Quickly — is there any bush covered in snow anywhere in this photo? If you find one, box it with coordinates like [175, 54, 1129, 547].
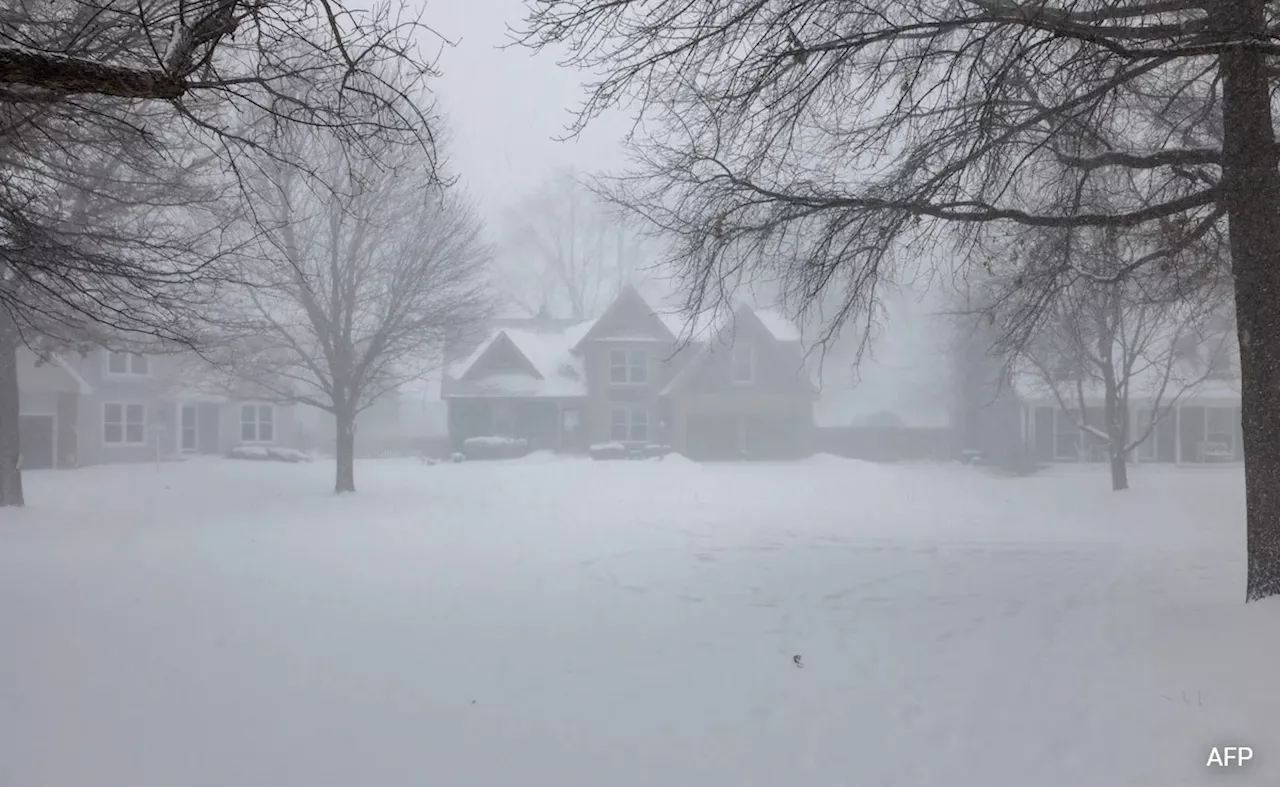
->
[227, 446, 313, 463]
[462, 436, 530, 461]
[228, 446, 271, 461]
[589, 442, 629, 460]
[985, 445, 1046, 477]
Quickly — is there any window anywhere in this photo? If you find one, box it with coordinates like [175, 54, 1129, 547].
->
[106, 351, 149, 375]
[1205, 406, 1236, 456]
[103, 403, 146, 445]
[1053, 408, 1080, 461]
[731, 345, 756, 384]
[240, 404, 275, 443]
[610, 406, 649, 443]
[609, 349, 648, 385]
[1134, 408, 1158, 462]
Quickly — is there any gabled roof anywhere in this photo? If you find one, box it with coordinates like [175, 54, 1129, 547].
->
[571, 285, 677, 351]
[463, 332, 544, 381]
[752, 309, 803, 342]
[659, 303, 811, 396]
[444, 320, 593, 399]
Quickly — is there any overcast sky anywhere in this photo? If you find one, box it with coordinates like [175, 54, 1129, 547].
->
[424, 0, 632, 225]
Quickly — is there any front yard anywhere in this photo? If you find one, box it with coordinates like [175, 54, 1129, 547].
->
[0, 456, 1273, 786]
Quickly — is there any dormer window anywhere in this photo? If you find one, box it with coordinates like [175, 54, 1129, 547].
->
[731, 345, 755, 384]
[106, 351, 149, 376]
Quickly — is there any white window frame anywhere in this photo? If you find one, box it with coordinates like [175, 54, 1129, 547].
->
[730, 345, 756, 385]
[1052, 408, 1080, 461]
[608, 349, 648, 385]
[609, 406, 649, 443]
[179, 402, 200, 453]
[104, 351, 149, 376]
[240, 403, 276, 444]
[102, 402, 147, 446]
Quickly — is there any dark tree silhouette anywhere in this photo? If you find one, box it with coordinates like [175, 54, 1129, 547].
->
[517, 0, 1280, 601]
[0, 0, 447, 505]
[214, 133, 492, 494]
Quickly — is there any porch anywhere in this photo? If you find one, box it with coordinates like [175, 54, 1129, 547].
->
[1024, 401, 1243, 465]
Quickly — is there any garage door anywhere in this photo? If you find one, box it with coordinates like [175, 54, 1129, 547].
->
[19, 414, 55, 470]
[685, 415, 740, 460]
[745, 415, 805, 459]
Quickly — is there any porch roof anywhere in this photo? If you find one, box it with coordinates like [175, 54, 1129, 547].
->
[1013, 373, 1241, 407]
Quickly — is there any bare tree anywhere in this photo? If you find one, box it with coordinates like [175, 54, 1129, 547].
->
[218, 135, 492, 493]
[0, 0, 441, 159]
[497, 168, 649, 320]
[996, 254, 1233, 490]
[0, 94, 240, 505]
[517, 0, 1280, 601]
[0, 0, 447, 506]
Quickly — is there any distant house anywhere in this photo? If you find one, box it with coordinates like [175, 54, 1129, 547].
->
[1009, 359, 1243, 466]
[951, 311, 1244, 466]
[441, 286, 817, 459]
[16, 347, 300, 469]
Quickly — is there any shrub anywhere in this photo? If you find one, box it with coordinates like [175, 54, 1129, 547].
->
[227, 446, 313, 463]
[589, 442, 629, 460]
[227, 446, 271, 461]
[461, 436, 530, 461]
[987, 445, 1046, 477]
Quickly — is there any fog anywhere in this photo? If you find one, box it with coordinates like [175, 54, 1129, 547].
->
[0, 0, 1272, 786]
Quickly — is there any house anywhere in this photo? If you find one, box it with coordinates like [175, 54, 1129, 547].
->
[16, 346, 299, 469]
[441, 286, 817, 459]
[951, 309, 1244, 466]
[1011, 369, 1243, 466]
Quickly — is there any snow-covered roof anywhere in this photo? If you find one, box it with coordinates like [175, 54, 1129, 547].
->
[655, 309, 722, 343]
[658, 305, 815, 396]
[753, 309, 802, 342]
[445, 321, 593, 399]
[1011, 366, 1241, 406]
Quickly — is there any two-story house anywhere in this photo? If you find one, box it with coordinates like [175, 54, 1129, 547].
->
[441, 286, 817, 459]
[16, 346, 300, 468]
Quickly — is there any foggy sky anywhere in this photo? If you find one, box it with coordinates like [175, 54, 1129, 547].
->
[424, 0, 633, 224]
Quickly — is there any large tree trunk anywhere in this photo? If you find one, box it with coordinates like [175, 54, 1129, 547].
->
[1103, 381, 1128, 491]
[334, 405, 357, 494]
[1108, 447, 1129, 492]
[0, 315, 24, 507]
[1218, 0, 1280, 601]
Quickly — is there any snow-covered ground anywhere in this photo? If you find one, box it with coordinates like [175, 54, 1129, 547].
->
[0, 456, 1274, 786]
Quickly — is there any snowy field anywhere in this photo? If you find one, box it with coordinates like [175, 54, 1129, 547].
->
[0, 455, 1275, 787]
